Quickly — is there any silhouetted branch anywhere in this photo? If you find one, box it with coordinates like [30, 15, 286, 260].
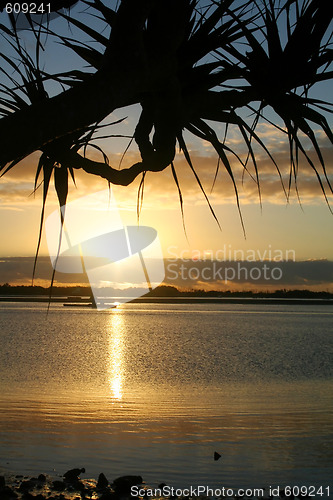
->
[0, 0, 332, 210]
[52, 149, 167, 186]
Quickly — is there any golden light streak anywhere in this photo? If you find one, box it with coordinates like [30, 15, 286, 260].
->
[107, 312, 125, 400]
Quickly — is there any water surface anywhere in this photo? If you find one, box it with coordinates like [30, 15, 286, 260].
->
[0, 302, 332, 490]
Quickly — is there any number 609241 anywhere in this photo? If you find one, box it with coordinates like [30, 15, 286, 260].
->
[5, 3, 51, 14]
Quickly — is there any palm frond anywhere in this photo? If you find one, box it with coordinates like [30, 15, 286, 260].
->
[177, 132, 222, 231]
[171, 161, 188, 240]
[0, 0, 331, 256]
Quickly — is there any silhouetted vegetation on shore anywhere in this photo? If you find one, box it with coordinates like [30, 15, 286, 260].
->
[0, 283, 332, 300]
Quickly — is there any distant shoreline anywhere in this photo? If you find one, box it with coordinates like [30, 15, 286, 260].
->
[0, 296, 332, 305]
[1, 284, 333, 306]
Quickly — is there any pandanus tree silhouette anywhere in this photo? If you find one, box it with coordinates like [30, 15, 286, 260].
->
[0, 0, 332, 249]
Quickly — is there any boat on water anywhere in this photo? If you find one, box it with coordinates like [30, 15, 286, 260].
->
[63, 296, 117, 308]
[64, 303, 94, 307]
[63, 303, 116, 308]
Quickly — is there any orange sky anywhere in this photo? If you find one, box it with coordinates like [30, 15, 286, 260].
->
[0, 101, 332, 292]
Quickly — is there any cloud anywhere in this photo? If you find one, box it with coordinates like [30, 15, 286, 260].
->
[0, 130, 331, 211]
[163, 259, 333, 291]
[0, 257, 89, 286]
[0, 257, 332, 291]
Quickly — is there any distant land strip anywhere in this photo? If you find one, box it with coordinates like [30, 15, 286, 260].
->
[0, 284, 332, 305]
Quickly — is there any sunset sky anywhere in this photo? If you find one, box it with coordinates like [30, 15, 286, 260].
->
[1, 115, 332, 290]
[0, 3, 332, 290]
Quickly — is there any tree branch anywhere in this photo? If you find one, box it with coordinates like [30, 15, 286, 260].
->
[53, 149, 170, 186]
[0, 70, 143, 168]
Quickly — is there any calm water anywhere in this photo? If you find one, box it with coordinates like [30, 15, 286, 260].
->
[0, 302, 332, 491]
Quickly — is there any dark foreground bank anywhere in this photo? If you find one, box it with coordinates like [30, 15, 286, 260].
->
[1, 471, 142, 500]
[0, 470, 281, 500]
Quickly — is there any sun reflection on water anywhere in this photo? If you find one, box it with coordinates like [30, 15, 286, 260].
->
[107, 312, 125, 400]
